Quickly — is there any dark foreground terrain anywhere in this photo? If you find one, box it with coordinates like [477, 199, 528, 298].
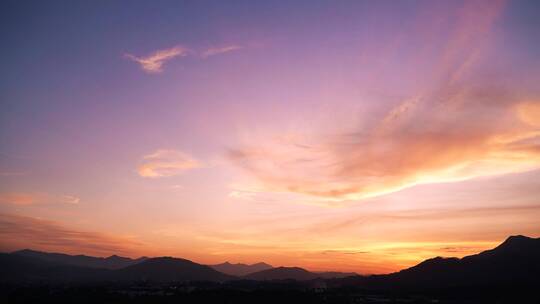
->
[2, 282, 538, 304]
[1, 235, 539, 303]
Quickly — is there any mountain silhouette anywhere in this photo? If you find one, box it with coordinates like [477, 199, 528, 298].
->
[210, 261, 273, 276]
[12, 249, 147, 269]
[335, 235, 540, 291]
[1, 253, 232, 283]
[2, 235, 539, 289]
[115, 257, 234, 282]
[0, 253, 110, 283]
[467, 234, 540, 258]
[391, 235, 539, 286]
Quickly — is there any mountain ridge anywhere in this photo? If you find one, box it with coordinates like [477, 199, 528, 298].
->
[338, 234, 540, 290]
[12, 248, 147, 269]
[210, 261, 273, 276]
[244, 266, 358, 281]
[116, 257, 234, 282]
[2, 234, 539, 289]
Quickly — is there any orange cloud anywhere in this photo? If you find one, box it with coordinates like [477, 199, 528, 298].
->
[137, 149, 201, 178]
[0, 213, 144, 257]
[516, 101, 540, 127]
[229, 93, 540, 201]
[0, 192, 80, 205]
[125, 46, 189, 73]
[228, 0, 540, 202]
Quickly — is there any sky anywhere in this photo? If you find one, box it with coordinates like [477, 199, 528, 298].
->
[1, 0, 540, 274]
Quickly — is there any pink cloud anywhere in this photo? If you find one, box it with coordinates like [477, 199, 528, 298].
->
[125, 46, 189, 73]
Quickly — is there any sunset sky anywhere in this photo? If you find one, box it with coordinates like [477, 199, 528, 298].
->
[1, 0, 540, 274]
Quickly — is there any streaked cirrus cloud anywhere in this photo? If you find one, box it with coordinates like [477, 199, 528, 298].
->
[125, 45, 189, 73]
[228, 0, 540, 202]
[0, 213, 143, 256]
[137, 149, 201, 178]
[125, 44, 243, 73]
[229, 96, 540, 202]
[201, 45, 243, 58]
[0, 192, 80, 205]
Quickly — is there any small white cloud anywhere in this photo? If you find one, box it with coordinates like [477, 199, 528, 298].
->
[201, 45, 242, 58]
[125, 46, 189, 73]
[138, 149, 201, 178]
[62, 195, 80, 204]
[228, 190, 259, 200]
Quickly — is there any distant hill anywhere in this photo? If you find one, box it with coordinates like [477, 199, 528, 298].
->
[12, 249, 147, 269]
[244, 266, 358, 281]
[1, 252, 233, 283]
[115, 257, 235, 282]
[210, 262, 273, 276]
[245, 267, 319, 281]
[0, 253, 110, 283]
[314, 271, 358, 279]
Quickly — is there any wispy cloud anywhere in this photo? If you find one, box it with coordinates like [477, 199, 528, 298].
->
[137, 149, 201, 178]
[228, 0, 540, 202]
[0, 192, 80, 205]
[0, 213, 143, 256]
[201, 45, 242, 58]
[230, 94, 540, 202]
[125, 43, 243, 73]
[124, 46, 189, 73]
[228, 189, 263, 201]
